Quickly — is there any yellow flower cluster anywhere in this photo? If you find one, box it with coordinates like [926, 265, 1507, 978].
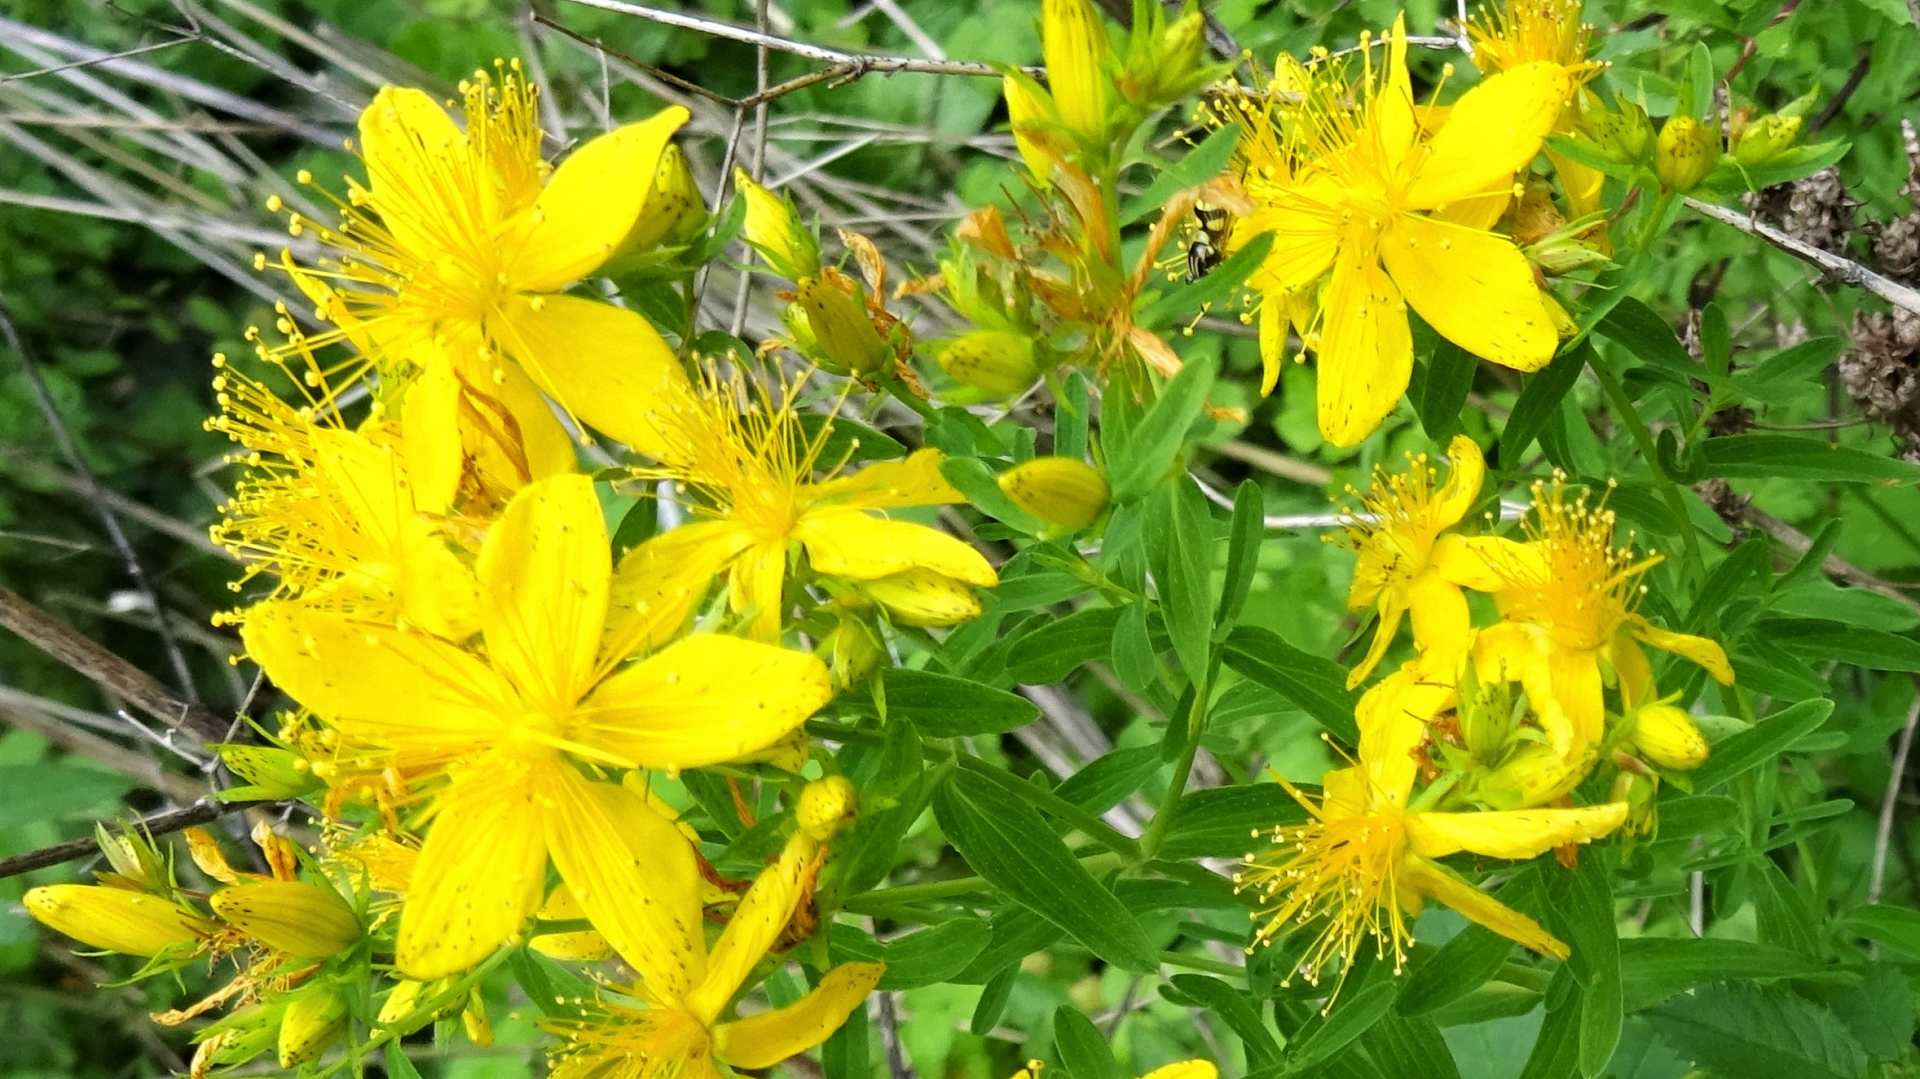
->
[1238, 436, 1734, 989]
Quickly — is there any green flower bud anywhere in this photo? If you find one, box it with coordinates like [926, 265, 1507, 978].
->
[1631, 703, 1710, 771]
[997, 457, 1110, 531]
[193, 1002, 284, 1076]
[1734, 113, 1803, 168]
[817, 611, 883, 691]
[619, 144, 707, 254]
[1588, 98, 1654, 163]
[214, 743, 324, 802]
[937, 330, 1041, 398]
[277, 985, 349, 1068]
[798, 271, 890, 376]
[1655, 116, 1717, 193]
[736, 169, 819, 281]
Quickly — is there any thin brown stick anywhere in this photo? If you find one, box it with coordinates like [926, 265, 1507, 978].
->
[1869, 684, 1920, 904]
[0, 584, 227, 741]
[0, 800, 246, 879]
[1684, 198, 1920, 316]
[1727, 502, 1920, 616]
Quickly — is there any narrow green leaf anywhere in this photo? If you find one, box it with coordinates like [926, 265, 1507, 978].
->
[1054, 1005, 1124, 1079]
[833, 920, 992, 990]
[1700, 435, 1920, 483]
[1136, 232, 1275, 328]
[1285, 975, 1400, 1071]
[385, 1043, 425, 1079]
[1216, 479, 1265, 632]
[1111, 602, 1158, 693]
[933, 770, 1159, 972]
[840, 669, 1039, 737]
[610, 495, 658, 558]
[1417, 339, 1478, 443]
[1007, 606, 1123, 684]
[1700, 302, 1730, 379]
[1057, 371, 1091, 461]
[1168, 975, 1283, 1069]
[1154, 477, 1215, 682]
[1398, 869, 1543, 1015]
[1221, 625, 1360, 744]
[1841, 904, 1920, 960]
[1752, 858, 1823, 959]
[1651, 984, 1868, 1079]
[1547, 854, 1620, 1078]
[1757, 617, 1920, 672]
[954, 905, 1065, 983]
[1159, 784, 1302, 860]
[1107, 356, 1216, 504]
[970, 967, 1016, 1036]
[1691, 698, 1834, 789]
[1119, 122, 1243, 225]
[1362, 1012, 1463, 1079]
[1501, 341, 1591, 464]
[1519, 975, 1584, 1079]
[1055, 745, 1163, 814]
[941, 455, 1046, 534]
[821, 988, 871, 1079]
[1619, 938, 1825, 1011]
[1598, 300, 1699, 384]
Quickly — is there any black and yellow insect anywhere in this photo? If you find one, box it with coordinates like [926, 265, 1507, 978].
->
[1185, 199, 1233, 282]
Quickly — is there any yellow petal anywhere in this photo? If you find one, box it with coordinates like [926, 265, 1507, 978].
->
[505, 107, 691, 292]
[1375, 15, 1418, 171]
[1355, 666, 1451, 806]
[397, 518, 483, 640]
[1241, 197, 1340, 293]
[1400, 855, 1567, 959]
[1431, 185, 1513, 231]
[805, 449, 964, 509]
[730, 538, 792, 641]
[603, 521, 754, 664]
[1040, 0, 1112, 144]
[1139, 1062, 1219, 1079]
[399, 356, 465, 516]
[488, 293, 697, 464]
[1316, 251, 1412, 448]
[476, 474, 609, 715]
[1406, 802, 1628, 860]
[1434, 435, 1487, 526]
[239, 602, 508, 754]
[209, 881, 360, 956]
[357, 87, 472, 264]
[1430, 533, 1516, 593]
[687, 832, 820, 1021]
[530, 882, 613, 962]
[1003, 72, 1063, 183]
[395, 761, 548, 980]
[711, 963, 884, 1069]
[474, 355, 580, 487]
[1346, 597, 1405, 689]
[1628, 616, 1734, 684]
[540, 761, 706, 999]
[1404, 570, 1472, 674]
[312, 428, 410, 552]
[1404, 62, 1573, 210]
[1379, 213, 1556, 374]
[794, 508, 997, 587]
[579, 635, 832, 771]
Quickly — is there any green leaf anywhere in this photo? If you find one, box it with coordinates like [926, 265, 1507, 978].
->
[1119, 122, 1243, 225]
[1737, 336, 1843, 402]
[1757, 618, 1920, 672]
[821, 988, 871, 1079]
[1006, 606, 1123, 684]
[1362, 1012, 1462, 1079]
[1691, 698, 1834, 789]
[1820, 964, 1915, 1059]
[941, 456, 1046, 534]
[1138, 231, 1275, 329]
[1107, 356, 1216, 505]
[385, 1043, 425, 1079]
[1057, 372, 1092, 461]
[1221, 625, 1360, 744]
[1168, 975, 1283, 1069]
[1619, 938, 1824, 1011]
[1153, 476, 1215, 682]
[1284, 974, 1400, 1072]
[0, 763, 133, 829]
[1518, 973, 1583, 1079]
[970, 967, 1016, 1036]
[1158, 783, 1302, 861]
[844, 670, 1039, 737]
[1055, 746, 1162, 814]
[1841, 904, 1920, 960]
[1547, 854, 1620, 1078]
[610, 496, 658, 558]
[933, 770, 1159, 972]
[1752, 858, 1823, 959]
[1111, 602, 1158, 692]
[1054, 1005, 1123, 1079]
[1651, 984, 1869, 1079]
[794, 411, 907, 464]
[833, 920, 992, 989]
[955, 905, 1065, 983]
[1417, 339, 1478, 443]
[1700, 436, 1920, 483]
[506, 948, 593, 1019]
[1598, 300, 1701, 386]
[1501, 342, 1591, 464]
[1216, 479, 1265, 631]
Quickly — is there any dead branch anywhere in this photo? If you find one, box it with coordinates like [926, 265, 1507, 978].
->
[1686, 197, 1920, 316]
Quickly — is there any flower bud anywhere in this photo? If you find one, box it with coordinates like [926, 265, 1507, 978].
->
[1003, 73, 1064, 185]
[23, 884, 208, 956]
[799, 775, 859, 842]
[1655, 116, 1716, 192]
[997, 457, 1110, 531]
[277, 985, 349, 1068]
[214, 743, 323, 802]
[1733, 113, 1802, 168]
[93, 823, 168, 891]
[1120, 3, 1213, 109]
[736, 169, 819, 281]
[797, 271, 891, 376]
[1042, 0, 1113, 147]
[192, 1002, 283, 1079]
[463, 987, 494, 1048]
[937, 330, 1041, 398]
[1470, 745, 1597, 810]
[210, 880, 361, 956]
[1608, 769, 1660, 837]
[863, 568, 984, 627]
[377, 979, 429, 1030]
[1631, 703, 1710, 770]
[617, 144, 706, 255]
[1587, 97, 1653, 163]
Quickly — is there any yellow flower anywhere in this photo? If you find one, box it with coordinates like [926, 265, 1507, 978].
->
[1041, 0, 1115, 150]
[545, 781, 883, 1079]
[1472, 478, 1734, 758]
[1236, 667, 1627, 988]
[1466, 0, 1609, 217]
[621, 377, 997, 641]
[1234, 17, 1572, 445]
[23, 884, 211, 957]
[266, 63, 695, 460]
[1013, 1061, 1217, 1079]
[240, 472, 833, 980]
[1338, 434, 1506, 686]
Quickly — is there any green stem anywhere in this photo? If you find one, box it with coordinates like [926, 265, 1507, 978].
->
[1159, 949, 1246, 979]
[1635, 190, 1677, 252]
[1587, 346, 1706, 585]
[1138, 697, 1205, 862]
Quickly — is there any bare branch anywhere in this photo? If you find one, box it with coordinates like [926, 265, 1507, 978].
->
[0, 584, 227, 742]
[0, 800, 247, 879]
[1870, 684, 1920, 905]
[1685, 197, 1920, 316]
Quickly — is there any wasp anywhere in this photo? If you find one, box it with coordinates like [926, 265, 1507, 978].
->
[1185, 198, 1233, 282]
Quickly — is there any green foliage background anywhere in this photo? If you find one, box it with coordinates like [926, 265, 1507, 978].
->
[1, 0, 1918, 1077]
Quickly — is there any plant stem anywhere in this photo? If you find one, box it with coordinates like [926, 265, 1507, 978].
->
[1158, 949, 1245, 978]
[1138, 706, 1203, 861]
[1586, 347, 1706, 584]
